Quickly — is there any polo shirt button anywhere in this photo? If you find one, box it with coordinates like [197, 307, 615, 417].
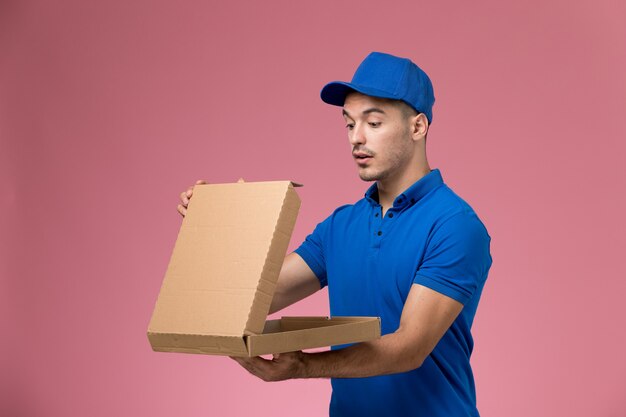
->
[375, 213, 379, 217]
[377, 231, 382, 236]
[388, 213, 394, 218]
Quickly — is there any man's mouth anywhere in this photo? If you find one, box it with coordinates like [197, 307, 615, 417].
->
[353, 152, 373, 165]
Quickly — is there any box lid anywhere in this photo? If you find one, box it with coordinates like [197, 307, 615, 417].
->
[148, 180, 301, 338]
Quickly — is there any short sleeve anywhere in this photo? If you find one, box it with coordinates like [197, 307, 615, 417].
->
[294, 216, 330, 288]
[413, 212, 492, 305]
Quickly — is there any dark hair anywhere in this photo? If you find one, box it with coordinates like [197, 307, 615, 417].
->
[398, 101, 428, 141]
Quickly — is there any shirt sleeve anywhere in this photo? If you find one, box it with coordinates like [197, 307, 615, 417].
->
[413, 211, 492, 305]
[294, 216, 330, 288]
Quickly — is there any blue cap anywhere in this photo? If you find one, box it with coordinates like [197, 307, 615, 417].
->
[320, 52, 435, 123]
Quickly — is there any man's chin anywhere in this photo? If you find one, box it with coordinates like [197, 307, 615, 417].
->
[358, 170, 380, 182]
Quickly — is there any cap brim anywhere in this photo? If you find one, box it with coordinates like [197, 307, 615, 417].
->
[320, 81, 400, 107]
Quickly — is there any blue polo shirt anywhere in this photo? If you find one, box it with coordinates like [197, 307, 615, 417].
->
[294, 169, 492, 417]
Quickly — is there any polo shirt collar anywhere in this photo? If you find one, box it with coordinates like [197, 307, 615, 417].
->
[364, 168, 444, 209]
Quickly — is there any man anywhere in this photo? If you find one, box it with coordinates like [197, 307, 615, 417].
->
[178, 52, 493, 417]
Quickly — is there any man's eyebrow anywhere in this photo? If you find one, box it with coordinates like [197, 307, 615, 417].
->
[342, 107, 387, 118]
[363, 107, 386, 115]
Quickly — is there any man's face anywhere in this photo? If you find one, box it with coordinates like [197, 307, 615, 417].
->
[342, 92, 415, 182]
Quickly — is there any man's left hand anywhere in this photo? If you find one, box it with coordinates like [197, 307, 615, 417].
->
[230, 351, 306, 382]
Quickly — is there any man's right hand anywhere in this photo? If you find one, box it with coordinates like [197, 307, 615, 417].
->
[177, 180, 207, 217]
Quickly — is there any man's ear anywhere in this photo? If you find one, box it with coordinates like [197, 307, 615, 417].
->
[411, 113, 429, 142]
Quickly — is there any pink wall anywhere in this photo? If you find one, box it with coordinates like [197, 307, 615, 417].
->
[2, 0, 625, 416]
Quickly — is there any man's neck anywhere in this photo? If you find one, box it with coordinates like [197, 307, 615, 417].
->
[377, 164, 431, 215]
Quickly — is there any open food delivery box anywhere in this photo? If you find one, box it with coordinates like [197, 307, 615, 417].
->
[147, 180, 381, 357]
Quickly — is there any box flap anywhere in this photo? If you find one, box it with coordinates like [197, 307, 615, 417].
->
[244, 316, 381, 357]
[148, 180, 301, 338]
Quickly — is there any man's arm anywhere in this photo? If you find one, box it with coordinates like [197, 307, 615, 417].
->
[269, 252, 321, 314]
[232, 283, 463, 381]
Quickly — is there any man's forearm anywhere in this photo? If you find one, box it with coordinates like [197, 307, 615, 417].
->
[232, 285, 461, 382]
[299, 331, 425, 379]
[232, 330, 425, 382]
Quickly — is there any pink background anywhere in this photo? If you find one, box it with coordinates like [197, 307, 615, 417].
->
[2, 0, 625, 416]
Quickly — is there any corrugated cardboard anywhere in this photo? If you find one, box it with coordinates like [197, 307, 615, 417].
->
[147, 180, 381, 357]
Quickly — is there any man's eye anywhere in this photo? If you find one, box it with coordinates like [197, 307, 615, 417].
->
[369, 122, 381, 127]
[346, 124, 354, 130]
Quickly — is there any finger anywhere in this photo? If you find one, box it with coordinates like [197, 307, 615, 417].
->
[231, 357, 258, 374]
[231, 356, 255, 365]
[177, 204, 186, 217]
[180, 191, 189, 206]
[195, 179, 207, 185]
[232, 356, 258, 364]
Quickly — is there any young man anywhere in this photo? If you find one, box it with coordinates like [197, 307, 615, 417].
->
[178, 52, 493, 417]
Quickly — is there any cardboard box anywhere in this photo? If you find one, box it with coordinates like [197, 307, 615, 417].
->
[147, 180, 381, 357]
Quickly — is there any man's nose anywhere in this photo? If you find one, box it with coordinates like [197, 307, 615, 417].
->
[349, 123, 366, 146]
